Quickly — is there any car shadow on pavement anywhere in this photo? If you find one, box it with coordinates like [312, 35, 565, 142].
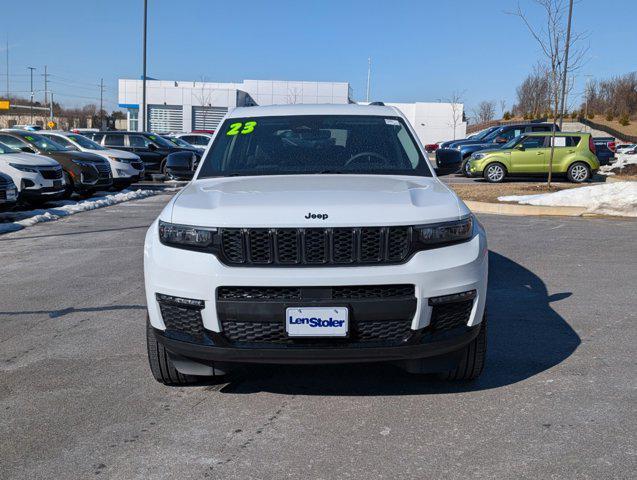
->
[0, 305, 146, 319]
[218, 251, 581, 395]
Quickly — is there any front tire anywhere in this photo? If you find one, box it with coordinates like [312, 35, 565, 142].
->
[567, 162, 590, 183]
[461, 159, 472, 177]
[483, 162, 507, 183]
[146, 318, 198, 386]
[438, 313, 487, 381]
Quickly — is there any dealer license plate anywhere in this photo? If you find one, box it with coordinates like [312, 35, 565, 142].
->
[285, 307, 349, 337]
[53, 180, 62, 187]
[6, 189, 17, 201]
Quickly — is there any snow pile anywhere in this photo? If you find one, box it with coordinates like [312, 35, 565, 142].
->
[0, 189, 164, 234]
[498, 182, 637, 217]
[599, 153, 637, 176]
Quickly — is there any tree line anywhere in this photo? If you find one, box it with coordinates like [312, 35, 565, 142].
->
[512, 71, 637, 125]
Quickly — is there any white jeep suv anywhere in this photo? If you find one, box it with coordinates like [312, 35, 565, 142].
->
[144, 104, 488, 385]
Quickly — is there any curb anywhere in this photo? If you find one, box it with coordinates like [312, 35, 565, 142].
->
[464, 200, 587, 217]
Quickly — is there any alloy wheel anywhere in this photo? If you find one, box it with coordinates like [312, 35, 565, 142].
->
[570, 164, 588, 182]
[486, 164, 504, 182]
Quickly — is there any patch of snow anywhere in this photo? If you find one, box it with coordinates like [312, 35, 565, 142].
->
[599, 153, 637, 176]
[0, 189, 167, 234]
[498, 182, 637, 217]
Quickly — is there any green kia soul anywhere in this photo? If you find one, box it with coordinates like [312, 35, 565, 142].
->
[467, 132, 600, 183]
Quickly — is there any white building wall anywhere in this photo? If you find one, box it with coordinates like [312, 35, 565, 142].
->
[118, 78, 351, 131]
[389, 102, 467, 144]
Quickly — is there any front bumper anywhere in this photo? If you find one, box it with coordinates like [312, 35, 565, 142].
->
[153, 323, 481, 365]
[109, 160, 145, 180]
[19, 186, 66, 201]
[144, 220, 488, 363]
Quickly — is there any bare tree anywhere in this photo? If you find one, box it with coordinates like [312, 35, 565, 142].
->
[192, 76, 214, 132]
[473, 101, 497, 124]
[509, 0, 587, 187]
[285, 87, 302, 104]
[445, 90, 465, 139]
[499, 99, 507, 117]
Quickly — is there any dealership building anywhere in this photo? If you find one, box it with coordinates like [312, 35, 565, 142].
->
[118, 78, 466, 143]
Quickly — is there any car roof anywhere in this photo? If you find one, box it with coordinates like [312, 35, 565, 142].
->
[228, 103, 401, 119]
[525, 131, 588, 136]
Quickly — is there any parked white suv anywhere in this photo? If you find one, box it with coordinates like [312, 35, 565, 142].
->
[144, 104, 488, 385]
[40, 131, 144, 189]
[0, 141, 65, 204]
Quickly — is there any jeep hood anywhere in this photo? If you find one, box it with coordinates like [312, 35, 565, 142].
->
[168, 175, 467, 227]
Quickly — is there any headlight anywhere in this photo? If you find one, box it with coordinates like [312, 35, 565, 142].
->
[9, 163, 38, 173]
[159, 220, 216, 250]
[472, 153, 486, 160]
[415, 216, 473, 245]
[108, 156, 130, 163]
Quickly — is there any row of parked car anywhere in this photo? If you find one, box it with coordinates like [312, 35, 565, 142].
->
[429, 122, 617, 182]
[0, 128, 214, 210]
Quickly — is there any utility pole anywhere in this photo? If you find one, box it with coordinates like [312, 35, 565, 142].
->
[558, 0, 574, 129]
[142, 0, 148, 131]
[27, 66, 36, 123]
[49, 91, 54, 126]
[99, 78, 105, 129]
[365, 57, 371, 103]
[42, 65, 49, 106]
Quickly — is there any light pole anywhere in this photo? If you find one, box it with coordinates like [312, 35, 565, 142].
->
[99, 78, 104, 129]
[365, 57, 371, 103]
[27, 67, 36, 123]
[142, 0, 148, 131]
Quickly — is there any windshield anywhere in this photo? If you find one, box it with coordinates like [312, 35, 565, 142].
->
[146, 134, 174, 148]
[501, 135, 524, 149]
[67, 134, 105, 150]
[0, 142, 19, 154]
[472, 126, 500, 140]
[197, 115, 432, 178]
[20, 133, 66, 152]
[165, 136, 191, 147]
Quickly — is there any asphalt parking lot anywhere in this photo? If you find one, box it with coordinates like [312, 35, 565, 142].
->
[1, 193, 636, 480]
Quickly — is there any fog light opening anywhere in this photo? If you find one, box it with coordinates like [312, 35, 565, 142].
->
[156, 293, 205, 309]
[428, 289, 476, 306]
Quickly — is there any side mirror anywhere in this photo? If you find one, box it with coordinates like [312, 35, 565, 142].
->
[148, 143, 158, 151]
[515, 144, 525, 151]
[165, 151, 193, 169]
[20, 146, 36, 153]
[495, 136, 507, 144]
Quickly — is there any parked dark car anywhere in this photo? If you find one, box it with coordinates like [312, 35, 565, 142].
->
[436, 123, 560, 175]
[162, 135, 205, 154]
[0, 131, 112, 198]
[0, 173, 17, 210]
[85, 131, 199, 173]
[592, 137, 616, 166]
[164, 150, 201, 180]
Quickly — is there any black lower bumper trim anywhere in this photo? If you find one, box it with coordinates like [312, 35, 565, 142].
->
[154, 325, 480, 365]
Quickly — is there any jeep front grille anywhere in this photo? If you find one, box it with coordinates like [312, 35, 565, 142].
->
[219, 226, 412, 266]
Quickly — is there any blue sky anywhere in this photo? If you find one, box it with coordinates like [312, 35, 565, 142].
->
[2, 0, 635, 115]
